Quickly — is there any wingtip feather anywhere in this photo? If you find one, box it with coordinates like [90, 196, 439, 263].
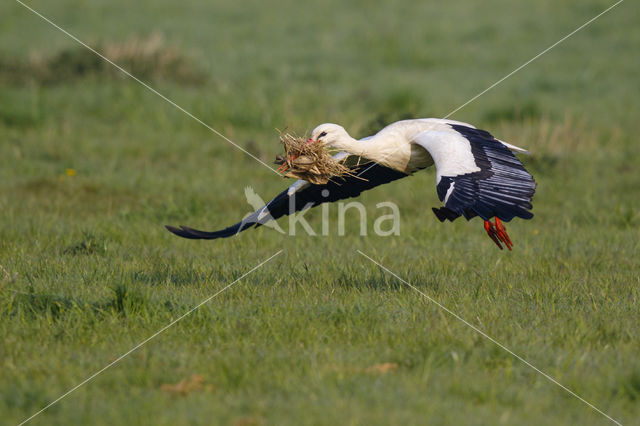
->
[165, 225, 201, 239]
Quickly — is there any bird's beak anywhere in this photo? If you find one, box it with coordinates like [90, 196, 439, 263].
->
[277, 157, 291, 173]
[277, 153, 299, 174]
[277, 138, 315, 174]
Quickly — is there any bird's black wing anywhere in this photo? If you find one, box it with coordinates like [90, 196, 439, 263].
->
[166, 160, 409, 239]
[429, 124, 537, 222]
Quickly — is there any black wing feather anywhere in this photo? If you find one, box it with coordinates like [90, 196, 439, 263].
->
[434, 125, 536, 222]
[166, 161, 408, 240]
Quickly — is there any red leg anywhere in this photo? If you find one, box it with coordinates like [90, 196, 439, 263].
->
[494, 218, 513, 250]
[484, 218, 514, 251]
[484, 220, 503, 250]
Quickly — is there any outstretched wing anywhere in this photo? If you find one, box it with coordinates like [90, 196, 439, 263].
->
[166, 156, 409, 239]
[413, 124, 536, 222]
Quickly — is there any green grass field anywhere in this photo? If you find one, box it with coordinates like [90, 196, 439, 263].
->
[1, 0, 639, 424]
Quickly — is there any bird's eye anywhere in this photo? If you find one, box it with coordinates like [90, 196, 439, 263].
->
[319, 131, 327, 138]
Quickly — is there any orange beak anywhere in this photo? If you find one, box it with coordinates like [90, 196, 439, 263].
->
[278, 157, 292, 173]
[279, 138, 316, 174]
[277, 153, 298, 174]
[278, 137, 317, 174]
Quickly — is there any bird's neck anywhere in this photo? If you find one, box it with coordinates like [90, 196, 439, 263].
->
[333, 135, 375, 157]
[336, 134, 402, 166]
[334, 132, 412, 173]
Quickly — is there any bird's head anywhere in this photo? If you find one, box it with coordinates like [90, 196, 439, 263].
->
[308, 123, 351, 149]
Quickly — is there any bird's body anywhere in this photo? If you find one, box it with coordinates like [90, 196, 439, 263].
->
[321, 118, 452, 173]
[167, 118, 537, 249]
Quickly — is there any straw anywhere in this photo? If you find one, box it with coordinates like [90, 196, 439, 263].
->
[274, 131, 363, 185]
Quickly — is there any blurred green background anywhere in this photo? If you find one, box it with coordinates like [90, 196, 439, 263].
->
[1, 0, 638, 425]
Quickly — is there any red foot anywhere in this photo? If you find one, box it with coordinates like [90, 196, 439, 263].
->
[484, 217, 513, 251]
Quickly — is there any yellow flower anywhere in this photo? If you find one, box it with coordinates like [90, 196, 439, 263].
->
[65, 168, 77, 177]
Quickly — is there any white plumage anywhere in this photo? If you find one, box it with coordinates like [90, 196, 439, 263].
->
[167, 118, 537, 250]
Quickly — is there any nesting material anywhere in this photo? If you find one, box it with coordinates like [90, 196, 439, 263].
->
[274, 132, 359, 185]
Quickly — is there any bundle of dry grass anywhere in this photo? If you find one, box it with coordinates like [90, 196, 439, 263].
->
[274, 132, 358, 185]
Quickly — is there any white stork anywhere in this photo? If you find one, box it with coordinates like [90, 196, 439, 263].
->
[166, 119, 536, 250]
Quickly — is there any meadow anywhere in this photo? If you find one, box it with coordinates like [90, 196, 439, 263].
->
[1, 0, 639, 424]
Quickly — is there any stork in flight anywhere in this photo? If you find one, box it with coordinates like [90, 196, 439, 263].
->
[166, 118, 536, 250]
